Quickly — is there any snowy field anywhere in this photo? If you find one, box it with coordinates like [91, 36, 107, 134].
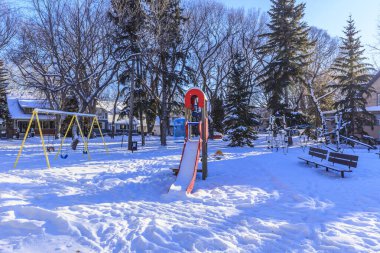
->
[0, 135, 380, 252]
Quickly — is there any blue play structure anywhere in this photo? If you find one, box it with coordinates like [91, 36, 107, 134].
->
[173, 118, 186, 140]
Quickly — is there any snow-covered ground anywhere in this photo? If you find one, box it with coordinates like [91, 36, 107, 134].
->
[0, 135, 380, 252]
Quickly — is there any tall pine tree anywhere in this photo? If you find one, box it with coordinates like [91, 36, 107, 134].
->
[331, 16, 374, 136]
[110, 0, 146, 149]
[0, 60, 11, 137]
[258, 0, 312, 113]
[223, 53, 258, 147]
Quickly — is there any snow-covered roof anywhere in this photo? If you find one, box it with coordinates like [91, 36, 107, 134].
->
[18, 99, 49, 109]
[97, 100, 124, 114]
[7, 96, 52, 120]
[107, 114, 138, 125]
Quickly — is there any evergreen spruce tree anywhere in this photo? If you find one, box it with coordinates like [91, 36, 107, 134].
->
[223, 53, 258, 147]
[258, 0, 312, 113]
[0, 60, 11, 137]
[110, 0, 145, 148]
[331, 16, 374, 136]
[211, 97, 225, 133]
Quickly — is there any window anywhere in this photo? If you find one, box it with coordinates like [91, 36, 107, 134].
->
[42, 121, 50, 129]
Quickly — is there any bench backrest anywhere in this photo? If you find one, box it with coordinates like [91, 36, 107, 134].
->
[328, 152, 359, 168]
[309, 147, 328, 160]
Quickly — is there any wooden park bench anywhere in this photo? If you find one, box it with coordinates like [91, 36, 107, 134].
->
[298, 147, 328, 167]
[323, 152, 358, 178]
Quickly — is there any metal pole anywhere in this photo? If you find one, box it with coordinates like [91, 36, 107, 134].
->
[35, 112, 51, 169]
[55, 115, 76, 160]
[94, 117, 108, 153]
[87, 118, 95, 140]
[75, 115, 90, 160]
[202, 104, 208, 180]
[14, 111, 35, 168]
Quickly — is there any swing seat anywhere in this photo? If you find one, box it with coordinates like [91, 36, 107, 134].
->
[60, 154, 68, 159]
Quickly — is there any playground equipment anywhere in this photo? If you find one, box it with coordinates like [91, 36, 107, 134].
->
[46, 134, 55, 152]
[14, 109, 108, 169]
[267, 114, 289, 153]
[169, 88, 208, 194]
[313, 113, 377, 152]
[173, 118, 186, 142]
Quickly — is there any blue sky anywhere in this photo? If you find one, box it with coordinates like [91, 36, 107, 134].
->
[220, 0, 380, 52]
[10, 0, 380, 60]
[11, 0, 380, 46]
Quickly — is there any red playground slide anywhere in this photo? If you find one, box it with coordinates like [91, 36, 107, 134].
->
[169, 138, 201, 194]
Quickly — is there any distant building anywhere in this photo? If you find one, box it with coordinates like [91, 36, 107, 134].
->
[2, 96, 139, 138]
[97, 100, 138, 134]
[7, 96, 55, 136]
[323, 70, 380, 141]
[363, 70, 380, 140]
[137, 115, 181, 136]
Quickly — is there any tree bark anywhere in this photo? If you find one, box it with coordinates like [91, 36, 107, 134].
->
[160, 53, 168, 146]
[128, 58, 136, 150]
[306, 80, 330, 143]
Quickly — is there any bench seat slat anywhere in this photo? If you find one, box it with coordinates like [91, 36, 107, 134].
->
[328, 157, 357, 168]
[309, 151, 328, 160]
[329, 152, 358, 161]
[310, 147, 328, 154]
[298, 156, 324, 164]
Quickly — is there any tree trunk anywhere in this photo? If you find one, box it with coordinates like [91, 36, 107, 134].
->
[160, 53, 168, 146]
[306, 80, 330, 143]
[111, 80, 122, 139]
[284, 86, 289, 108]
[128, 58, 136, 150]
[137, 57, 145, 146]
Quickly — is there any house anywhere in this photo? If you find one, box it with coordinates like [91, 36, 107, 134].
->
[323, 70, 380, 141]
[7, 96, 55, 136]
[363, 70, 380, 140]
[137, 115, 180, 136]
[3, 96, 145, 138]
[97, 100, 138, 134]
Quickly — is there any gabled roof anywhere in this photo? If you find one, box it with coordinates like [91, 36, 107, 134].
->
[7, 96, 52, 120]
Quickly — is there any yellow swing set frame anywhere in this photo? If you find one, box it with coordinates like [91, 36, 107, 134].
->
[14, 109, 109, 169]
